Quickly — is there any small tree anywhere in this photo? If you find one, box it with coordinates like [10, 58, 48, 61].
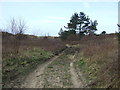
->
[9, 17, 27, 54]
[64, 12, 98, 35]
[101, 31, 106, 34]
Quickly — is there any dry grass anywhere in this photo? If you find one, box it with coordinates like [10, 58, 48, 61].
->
[2, 32, 66, 88]
[2, 32, 66, 57]
[73, 34, 119, 88]
[2, 32, 119, 88]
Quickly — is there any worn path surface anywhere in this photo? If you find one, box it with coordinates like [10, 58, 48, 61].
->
[69, 52, 84, 88]
[21, 48, 87, 88]
[21, 52, 63, 88]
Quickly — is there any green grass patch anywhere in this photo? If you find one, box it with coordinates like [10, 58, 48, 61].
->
[2, 47, 53, 88]
[78, 58, 86, 69]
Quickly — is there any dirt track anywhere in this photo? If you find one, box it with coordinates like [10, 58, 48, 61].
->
[21, 52, 63, 88]
[21, 48, 87, 88]
[69, 52, 84, 88]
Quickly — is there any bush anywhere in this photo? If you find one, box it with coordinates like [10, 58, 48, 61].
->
[101, 31, 106, 34]
[59, 29, 76, 40]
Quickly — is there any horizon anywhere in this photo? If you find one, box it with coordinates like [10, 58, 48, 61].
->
[0, 1, 118, 36]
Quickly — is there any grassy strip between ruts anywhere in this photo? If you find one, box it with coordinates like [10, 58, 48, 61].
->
[43, 54, 73, 88]
[2, 47, 53, 88]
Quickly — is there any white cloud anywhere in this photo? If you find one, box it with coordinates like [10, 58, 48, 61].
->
[31, 16, 65, 25]
[48, 16, 65, 20]
[83, 2, 90, 8]
[30, 19, 56, 25]
[41, 19, 56, 23]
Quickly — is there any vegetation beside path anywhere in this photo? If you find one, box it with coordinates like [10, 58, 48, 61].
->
[3, 47, 53, 88]
[71, 35, 119, 88]
[2, 32, 119, 88]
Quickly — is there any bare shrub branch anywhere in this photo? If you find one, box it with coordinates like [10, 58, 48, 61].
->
[9, 17, 27, 54]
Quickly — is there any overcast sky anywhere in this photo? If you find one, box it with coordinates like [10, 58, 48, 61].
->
[0, 1, 118, 36]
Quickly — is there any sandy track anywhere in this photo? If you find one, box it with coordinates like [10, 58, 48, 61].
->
[20, 48, 86, 88]
[21, 53, 63, 88]
[69, 52, 84, 88]
[70, 62, 84, 88]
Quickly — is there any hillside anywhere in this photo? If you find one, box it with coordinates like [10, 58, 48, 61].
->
[2, 32, 119, 88]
